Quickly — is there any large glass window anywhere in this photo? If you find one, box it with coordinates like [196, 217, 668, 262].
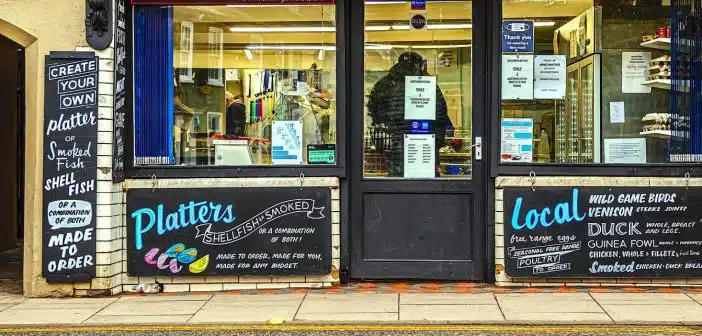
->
[363, 1, 473, 178]
[133, 4, 337, 166]
[500, 0, 701, 164]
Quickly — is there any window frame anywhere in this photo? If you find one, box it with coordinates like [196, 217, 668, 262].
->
[125, 1, 348, 179]
[178, 21, 194, 84]
[489, 1, 702, 177]
[206, 26, 224, 87]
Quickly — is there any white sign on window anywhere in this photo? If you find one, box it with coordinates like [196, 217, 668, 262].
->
[272, 121, 303, 165]
[500, 118, 533, 162]
[404, 76, 436, 120]
[604, 138, 646, 163]
[501, 55, 534, 100]
[533, 55, 566, 99]
[622, 52, 651, 93]
[404, 134, 435, 178]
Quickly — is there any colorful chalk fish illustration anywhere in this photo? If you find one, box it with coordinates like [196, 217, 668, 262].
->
[142, 243, 204, 274]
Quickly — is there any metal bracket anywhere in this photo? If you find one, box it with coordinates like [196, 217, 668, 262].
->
[529, 171, 536, 191]
[151, 174, 157, 191]
[685, 171, 691, 190]
[298, 172, 305, 190]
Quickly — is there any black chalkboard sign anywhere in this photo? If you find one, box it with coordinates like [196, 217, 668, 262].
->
[112, 0, 127, 182]
[504, 187, 702, 278]
[126, 188, 332, 276]
[42, 52, 99, 282]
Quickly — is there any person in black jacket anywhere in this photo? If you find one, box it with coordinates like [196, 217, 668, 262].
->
[367, 51, 449, 177]
[225, 93, 247, 137]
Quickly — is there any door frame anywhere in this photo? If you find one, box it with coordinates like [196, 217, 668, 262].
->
[347, 0, 492, 281]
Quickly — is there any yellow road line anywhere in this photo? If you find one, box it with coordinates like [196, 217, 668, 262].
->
[0, 324, 699, 333]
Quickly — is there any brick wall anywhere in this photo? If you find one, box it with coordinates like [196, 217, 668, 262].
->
[494, 176, 702, 287]
[120, 177, 341, 293]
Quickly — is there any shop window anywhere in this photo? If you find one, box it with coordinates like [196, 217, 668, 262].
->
[362, 1, 473, 178]
[499, 0, 702, 164]
[132, 4, 337, 167]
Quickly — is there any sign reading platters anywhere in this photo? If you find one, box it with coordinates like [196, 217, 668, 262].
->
[42, 52, 99, 282]
[126, 188, 332, 276]
[503, 187, 702, 278]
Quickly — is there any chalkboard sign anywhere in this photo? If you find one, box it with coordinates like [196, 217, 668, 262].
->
[42, 52, 99, 282]
[112, 0, 127, 182]
[504, 187, 702, 278]
[126, 188, 332, 276]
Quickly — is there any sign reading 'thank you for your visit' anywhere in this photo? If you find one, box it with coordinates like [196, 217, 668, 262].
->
[126, 188, 332, 276]
[503, 187, 702, 278]
[42, 52, 99, 282]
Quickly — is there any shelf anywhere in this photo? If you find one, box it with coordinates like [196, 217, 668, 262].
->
[439, 152, 472, 157]
[640, 38, 671, 50]
[641, 79, 689, 93]
[640, 130, 689, 139]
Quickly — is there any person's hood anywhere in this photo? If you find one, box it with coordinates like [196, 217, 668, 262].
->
[389, 60, 423, 80]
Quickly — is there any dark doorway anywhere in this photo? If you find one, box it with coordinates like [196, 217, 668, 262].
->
[0, 34, 25, 294]
[348, 0, 487, 280]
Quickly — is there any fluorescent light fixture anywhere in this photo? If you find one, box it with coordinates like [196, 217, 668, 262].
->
[230, 26, 335, 33]
[246, 45, 336, 51]
[365, 25, 392, 31]
[390, 24, 411, 30]
[411, 44, 471, 49]
[244, 49, 253, 60]
[317, 49, 325, 60]
[365, 44, 397, 50]
[534, 21, 555, 27]
[365, 1, 406, 4]
[428, 23, 472, 30]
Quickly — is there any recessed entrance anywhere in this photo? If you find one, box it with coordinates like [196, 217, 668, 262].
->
[0, 33, 25, 295]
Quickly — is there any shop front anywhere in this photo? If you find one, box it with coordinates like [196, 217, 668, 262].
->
[15, 0, 702, 296]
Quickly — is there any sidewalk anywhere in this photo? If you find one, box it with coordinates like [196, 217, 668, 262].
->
[0, 291, 701, 325]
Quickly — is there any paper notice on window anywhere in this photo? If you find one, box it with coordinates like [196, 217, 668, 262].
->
[501, 55, 534, 100]
[500, 118, 533, 162]
[404, 134, 435, 178]
[404, 76, 436, 120]
[610, 101, 625, 123]
[604, 138, 646, 163]
[533, 55, 566, 99]
[622, 52, 651, 93]
[272, 121, 303, 165]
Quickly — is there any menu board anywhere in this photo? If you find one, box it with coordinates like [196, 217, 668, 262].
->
[112, 0, 127, 182]
[126, 187, 332, 276]
[503, 187, 702, 278]
[42, 52, 99, 282]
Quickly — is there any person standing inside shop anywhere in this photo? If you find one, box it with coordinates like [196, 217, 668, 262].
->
[367, 51, 449, 177]
[225, 91, 246, 137]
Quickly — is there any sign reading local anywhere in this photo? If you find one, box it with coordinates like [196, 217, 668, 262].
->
[42, 52, 99, 282]
[502, 20, 534, 53]
[126, 188, 332, 276]
[503, 187, 702, 278]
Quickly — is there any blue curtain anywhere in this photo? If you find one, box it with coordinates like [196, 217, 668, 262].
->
[134, 6, 174, 165]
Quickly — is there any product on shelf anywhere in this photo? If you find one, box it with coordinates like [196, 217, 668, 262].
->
[641, 113, 689, 132]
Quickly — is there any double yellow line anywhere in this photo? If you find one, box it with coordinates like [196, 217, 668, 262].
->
[0, 324, 699, 333]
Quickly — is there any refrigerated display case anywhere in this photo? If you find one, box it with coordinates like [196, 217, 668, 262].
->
[556, 54, 601, 163]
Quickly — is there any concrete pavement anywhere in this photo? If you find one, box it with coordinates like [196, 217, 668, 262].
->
[0, 292, 702, 325]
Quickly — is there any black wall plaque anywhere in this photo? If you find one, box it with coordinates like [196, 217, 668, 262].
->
[504, 187, 702, 278]
[127, 188, 332, 276]
[86, 0, 113, 50]
[112, 0, 127, 182]
[42, 52, 99, 282]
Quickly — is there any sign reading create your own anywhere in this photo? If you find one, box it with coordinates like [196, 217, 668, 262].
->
[126, 188, 332, 276]
[503, 187, 702, 278]
[42, 52, 99, 282]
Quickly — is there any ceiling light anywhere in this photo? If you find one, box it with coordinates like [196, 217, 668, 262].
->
[365, 25, 392, 31]
[244, 49, 253, 60]
[411, 44, 471, 49]
[428, 23, 472, 30]
[246, 45, 336, 51]
[391, 24, 411, 30]
[365, 1, 406, 4]
[230, 27, 335, 33]
[317, 49, 325, 60]
[534, 21, 556, 27]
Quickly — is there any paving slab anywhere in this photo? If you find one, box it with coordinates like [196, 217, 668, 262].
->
[298, 294, 398, 314]
[0, 308, 98, 324]
[201, 299, 301, 309]
[210, 293, 304, 302]
[117, 294, 212, 302]
[0, 295, 25, 304]
[688, 294, 702, 305]
[295, 313, 399, 322]
[496, 293, 603, 313]
[85, 314, 192, 324]
[501, 312, 613, 323]
[592, 293, 696, 305]
[602, 304, 702, 323]
[97, 300, 206, 316]
[190, 306, 299, 323]
[400, 304, 504, 322]
[400, 293, 496, 305]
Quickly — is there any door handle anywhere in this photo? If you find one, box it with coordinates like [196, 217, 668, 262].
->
[474, 137, 482, 161]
